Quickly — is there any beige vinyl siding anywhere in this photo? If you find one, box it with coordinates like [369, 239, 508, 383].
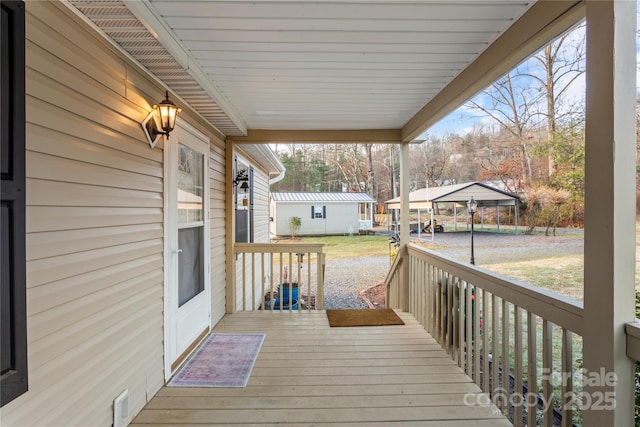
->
[3, 2, 231, 425]
[209, 141, 227, 326]
[1, 2, 206, 425]
[252, 167, 270, 244]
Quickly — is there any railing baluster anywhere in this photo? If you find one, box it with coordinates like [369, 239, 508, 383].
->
[436, 268, 441, 344]
[427, 263, 434, 335]
[418, 260, 429, 330]
[317, 252, 325, 309]
[242, 253, 246, 311]
[542, 319, 553, 426]
[409, 256, 414, 314]
[296, 252, 302, 312]
[278, 252, 283, 312]
[414, 257, 419, 323]
[473, 283, 480, 384]
[269, 252, 275, 311]
[561, 328, 573, 427]
[465, 280, 472, 377]
[452, 276, 458, 357]
[501, 299, 510, 415]
[251, 252, 256, 310]
[308, 252, 317, 311]
[491, 294, 499, 403]
[260, 253, 265, 310]
[482, 289, 489, 394]
[514, 305, 523, 427]
[285, 253, 292, 312]
[527, 311, 537, 427]
[413, 257, 418, 318]
[456, 278, 463, 366]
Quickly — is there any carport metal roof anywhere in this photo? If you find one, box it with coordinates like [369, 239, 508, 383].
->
[385, 181, 519, 210]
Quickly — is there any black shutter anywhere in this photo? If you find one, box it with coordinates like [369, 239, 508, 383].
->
[323, 206, 326, 219]
[311, 206, 314, 219]
[1, 0, 28, 407]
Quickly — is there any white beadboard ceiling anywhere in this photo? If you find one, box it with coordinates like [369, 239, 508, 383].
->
[68, 0, 534, 137]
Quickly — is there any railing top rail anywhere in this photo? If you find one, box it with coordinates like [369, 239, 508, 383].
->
[383, 245, 405, 287]
[235, 242, 325, 254]
[406, 243, 584, 335]
[626, 321, 640, 362]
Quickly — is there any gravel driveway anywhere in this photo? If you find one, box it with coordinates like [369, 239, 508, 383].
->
[323, 256, 391, 309]
[323, 229, 584, 309]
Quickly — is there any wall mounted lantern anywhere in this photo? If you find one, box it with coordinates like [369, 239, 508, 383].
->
[233, 169, 249, 190]
[141, 90, 181, 148]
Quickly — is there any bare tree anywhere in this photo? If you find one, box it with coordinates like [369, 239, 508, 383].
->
[366, 144, 375, 197]
[467, 73, 542, 186]
[467, 23, 585, 185]
[529, 24, 585, 177]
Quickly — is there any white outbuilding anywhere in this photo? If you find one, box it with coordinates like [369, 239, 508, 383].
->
[270, 192, 376, 237]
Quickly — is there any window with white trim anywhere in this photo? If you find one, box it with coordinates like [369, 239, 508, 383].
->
[311, 205, 326, 219]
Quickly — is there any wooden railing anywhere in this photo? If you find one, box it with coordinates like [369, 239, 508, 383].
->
[234, 243, 325, 311]
[386, 243, 584, 427]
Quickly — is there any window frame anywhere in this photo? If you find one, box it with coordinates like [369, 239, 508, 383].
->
[311, 205, 326, 219]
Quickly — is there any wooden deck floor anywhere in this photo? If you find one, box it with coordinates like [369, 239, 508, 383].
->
[131, 310, 510, 426]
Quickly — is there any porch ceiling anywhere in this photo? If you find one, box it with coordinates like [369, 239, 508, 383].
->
[66, 1, 583, 141]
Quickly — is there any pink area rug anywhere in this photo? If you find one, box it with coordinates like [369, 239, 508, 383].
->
[169, 333, 266, 387]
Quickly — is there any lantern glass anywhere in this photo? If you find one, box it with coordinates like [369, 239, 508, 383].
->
[156, 91, 180, 134]
[467, 197, 477, 214]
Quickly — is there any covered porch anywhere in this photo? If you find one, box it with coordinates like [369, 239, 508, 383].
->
[132, 310, 510, 426]
[3, 1, 635, 426]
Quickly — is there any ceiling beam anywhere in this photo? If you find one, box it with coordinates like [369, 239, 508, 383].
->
[401, 0, 585, 142]
[230, 129, 402, 144]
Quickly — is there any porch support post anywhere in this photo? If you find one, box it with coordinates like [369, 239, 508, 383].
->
[225, 139, 237, 313]
[399, 141, 411, 311]
[583, 1, 635, 426]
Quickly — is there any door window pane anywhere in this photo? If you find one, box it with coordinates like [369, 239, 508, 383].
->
[178, 143, 204, 223]
[178, 227, 204, 307]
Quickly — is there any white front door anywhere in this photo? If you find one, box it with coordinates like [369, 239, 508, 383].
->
[164, 122, 211, 378]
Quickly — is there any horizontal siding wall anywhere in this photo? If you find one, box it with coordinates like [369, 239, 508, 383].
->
[275, 202, 359, 236]
[1, 2, 224, 425]
[253, 167, 270, 244]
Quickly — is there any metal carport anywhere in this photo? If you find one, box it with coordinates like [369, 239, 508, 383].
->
[385, 181, 520, 233]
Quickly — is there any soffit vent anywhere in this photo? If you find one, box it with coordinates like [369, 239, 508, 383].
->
[67, 0, 245, 136]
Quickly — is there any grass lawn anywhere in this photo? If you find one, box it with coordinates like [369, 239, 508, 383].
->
[299, 235, 391, 260]
[485, 255, 585, 301]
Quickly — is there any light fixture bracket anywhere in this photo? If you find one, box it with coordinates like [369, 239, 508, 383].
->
[233, 169, 249, 186]
[141, 110, 163, 148]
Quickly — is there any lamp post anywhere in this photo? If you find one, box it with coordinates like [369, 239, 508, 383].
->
[467, 197, 477, 265]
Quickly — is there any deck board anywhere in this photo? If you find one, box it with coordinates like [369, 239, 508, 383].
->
[131, 310, 510, 426]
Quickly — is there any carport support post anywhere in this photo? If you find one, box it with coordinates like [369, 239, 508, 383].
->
[583, 1, 635, 426]
[399, 141, 410, 311]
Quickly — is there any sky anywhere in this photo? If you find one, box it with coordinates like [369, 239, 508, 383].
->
[419, 13, 639, 140]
